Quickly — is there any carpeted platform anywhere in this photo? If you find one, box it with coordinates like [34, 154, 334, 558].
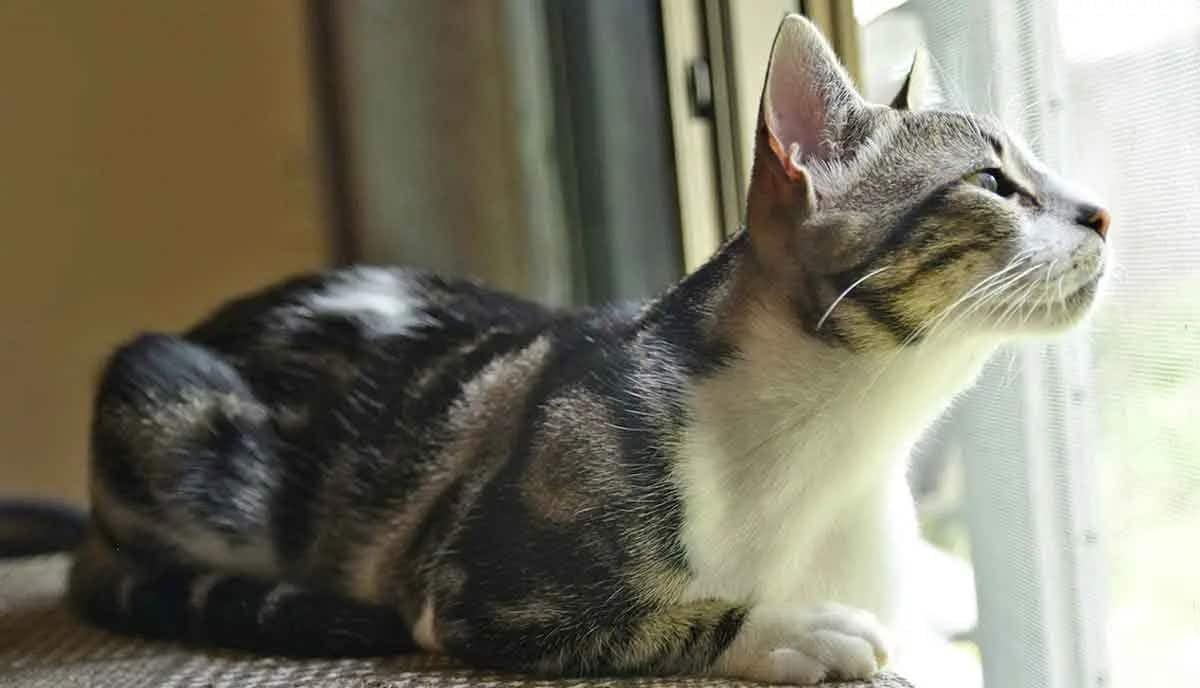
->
[0, 555, 913, 687]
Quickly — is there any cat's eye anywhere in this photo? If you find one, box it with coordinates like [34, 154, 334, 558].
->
[963, 168, 1022, 199]
[964, 170, 1000, 194]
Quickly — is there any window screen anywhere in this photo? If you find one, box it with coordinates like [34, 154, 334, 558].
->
[858, 1, 1200, 687]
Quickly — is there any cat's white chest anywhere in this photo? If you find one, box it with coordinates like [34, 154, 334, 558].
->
[671, 334, 993, 624]
[675, 421, 917, 624]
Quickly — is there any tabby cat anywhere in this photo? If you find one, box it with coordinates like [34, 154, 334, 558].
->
[70, 15, 1110, 684]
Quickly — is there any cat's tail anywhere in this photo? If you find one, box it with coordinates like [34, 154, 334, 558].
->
[69, 535, 415, 656]
[0, 499, 87, 557]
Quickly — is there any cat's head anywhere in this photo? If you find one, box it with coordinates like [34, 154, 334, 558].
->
[743, 15, 1110, 352]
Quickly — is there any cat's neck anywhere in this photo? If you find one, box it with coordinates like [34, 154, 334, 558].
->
[695, 314, 995, 471]
[666, 234, 999, 496]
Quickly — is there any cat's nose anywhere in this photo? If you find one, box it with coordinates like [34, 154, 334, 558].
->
[1078, 204, 1111, 241]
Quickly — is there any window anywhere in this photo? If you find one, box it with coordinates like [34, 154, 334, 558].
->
[855, 1, 1200, 687]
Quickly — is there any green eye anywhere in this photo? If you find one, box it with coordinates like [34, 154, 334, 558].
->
[965, 170, 1000, 193]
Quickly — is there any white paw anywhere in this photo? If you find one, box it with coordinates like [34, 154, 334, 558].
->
[713, 604, 892, 685]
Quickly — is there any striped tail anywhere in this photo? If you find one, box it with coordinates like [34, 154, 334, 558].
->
[0, 499, 87, 557]
[69, 537, 415, 657]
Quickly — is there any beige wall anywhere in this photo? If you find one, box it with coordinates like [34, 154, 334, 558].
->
[0, 2, 329, 504]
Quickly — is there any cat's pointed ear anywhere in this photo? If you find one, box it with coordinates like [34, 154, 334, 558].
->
[757, 14, 865, 178]
[747, 15, 863, 263]
[890, 50, 930, 110]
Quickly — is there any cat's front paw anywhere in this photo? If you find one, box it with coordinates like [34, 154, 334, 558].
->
[713, 604, 891, 685]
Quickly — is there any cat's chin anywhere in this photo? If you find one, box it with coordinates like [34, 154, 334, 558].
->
[1001, 274, 1104, 336]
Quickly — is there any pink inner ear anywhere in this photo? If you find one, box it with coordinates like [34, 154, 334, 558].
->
[764, 52, 829, 171]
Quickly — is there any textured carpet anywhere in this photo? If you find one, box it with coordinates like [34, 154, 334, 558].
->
[0, 555, 914, 687]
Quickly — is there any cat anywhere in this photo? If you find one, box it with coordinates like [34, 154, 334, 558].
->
[69, 14, 1110, 684]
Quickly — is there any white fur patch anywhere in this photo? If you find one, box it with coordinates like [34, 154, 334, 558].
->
[676, 313, 997, 641]
[307, 267, 433, 336]
[714, 604, 891, 684]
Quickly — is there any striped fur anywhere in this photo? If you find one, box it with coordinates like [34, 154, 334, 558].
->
[70, 15, 1109, 684]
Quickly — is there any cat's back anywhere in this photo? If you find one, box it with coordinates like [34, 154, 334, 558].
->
[176, 265, 566, 431]
[188, 265, 559, 352]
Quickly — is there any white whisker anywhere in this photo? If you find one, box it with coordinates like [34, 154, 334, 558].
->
[950, 263, 1043, 328]
[854, 255, 1037, 403]
[994, 280, 1041, 329]
[1056, 274, 1067, 320]
[908, 254, 1039, 343]
[816, 267, 890, 331]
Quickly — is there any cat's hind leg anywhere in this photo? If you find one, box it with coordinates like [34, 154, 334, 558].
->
[77, 333, 415, 655]
[87, 333, 281, 574]
[69, 535, 414, 656]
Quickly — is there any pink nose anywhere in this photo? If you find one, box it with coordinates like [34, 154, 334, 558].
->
[1082, 207, 1111, 240]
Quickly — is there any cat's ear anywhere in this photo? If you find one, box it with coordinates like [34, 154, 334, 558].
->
[890, 50, 930, 110]
[747, 15, 864, 263]
[757, 14, 864, 176]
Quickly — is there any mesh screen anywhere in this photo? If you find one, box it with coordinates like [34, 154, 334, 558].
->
[860, 1, 1200, 687]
